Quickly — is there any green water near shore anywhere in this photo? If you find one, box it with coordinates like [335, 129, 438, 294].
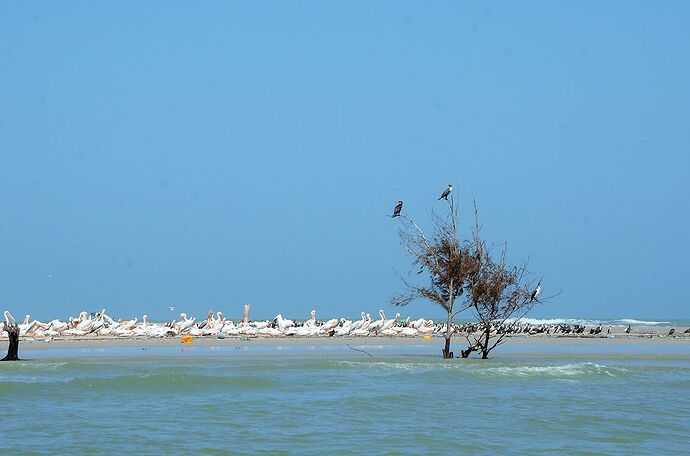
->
[1, 343, 689, 454]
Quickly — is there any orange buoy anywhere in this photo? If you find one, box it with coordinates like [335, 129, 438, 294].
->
[181, 336, 193, 344]
[422, 334, 433, 341]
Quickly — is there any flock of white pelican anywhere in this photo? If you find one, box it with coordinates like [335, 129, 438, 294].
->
[1, 305, 439, 339]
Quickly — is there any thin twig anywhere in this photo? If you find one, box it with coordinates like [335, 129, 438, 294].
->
[347, 344, 373, 357]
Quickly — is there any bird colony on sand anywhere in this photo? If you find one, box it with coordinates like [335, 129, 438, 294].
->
[1, 307, 430, 339]
[3, 308, 685, 340]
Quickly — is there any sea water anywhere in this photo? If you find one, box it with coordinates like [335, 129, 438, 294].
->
[1, 342, 689, 454]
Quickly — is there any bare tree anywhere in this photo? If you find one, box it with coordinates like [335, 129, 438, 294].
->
[392, 197, 478, 358]
[460, 204, 543, 359]
[393, 197, 547, 359]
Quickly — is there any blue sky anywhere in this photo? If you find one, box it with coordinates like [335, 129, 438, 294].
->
[1, 1, 688, 321]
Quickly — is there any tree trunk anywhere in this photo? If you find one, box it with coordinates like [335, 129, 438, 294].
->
[442, 336, 454, 359]
[481, 326, 491, 359]
[2, 322, 20, 361]
[442, 309, 454, 358]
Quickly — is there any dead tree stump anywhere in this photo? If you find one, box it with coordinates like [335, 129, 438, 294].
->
[2, 321, 20, 361]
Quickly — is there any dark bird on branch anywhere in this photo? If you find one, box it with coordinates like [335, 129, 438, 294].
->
[438, 184, 452, 200]
[392, 201, 403, 218]
[529, 281, 542, 303]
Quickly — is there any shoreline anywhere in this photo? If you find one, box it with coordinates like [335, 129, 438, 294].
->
[6, 330, 690, 351]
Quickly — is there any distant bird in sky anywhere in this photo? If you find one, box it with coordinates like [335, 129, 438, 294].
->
[438, 184, 452, 200]
[392, 201, 403, 218]
[530, 281, 542, 303]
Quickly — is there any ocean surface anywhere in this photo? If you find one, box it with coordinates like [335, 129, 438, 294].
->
[2, 342, 690, 454]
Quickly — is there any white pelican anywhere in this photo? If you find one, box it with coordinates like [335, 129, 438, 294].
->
[257, 326, 283, 337]
[16, 314, 39, 335]
[4, 311, 16, 325]
[134, 315, 151, 337]
[250, 320, 270, 330]
[349, 312, 366, 331]
[214, 312, 226, 330]
[335, 318, 353, 336]
[221, 316, 239, 335]
[274, 314, 294, 331]
[381, 312, 400, 331]
[400, 326, 418, 336]
[351, 314, 373, 336]
[304, 310, 318, 328]
[241, 304, 250, 327]
[368, 310, 386, 333]
[320, 318, 339, 334]
[198, 311, 214, 329]
[176, 313, 196, 333]
[296, 324, 319, 337]
[76, 312, 96, 333]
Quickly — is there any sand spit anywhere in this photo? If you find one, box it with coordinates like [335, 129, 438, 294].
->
[4, 326, 689, 352]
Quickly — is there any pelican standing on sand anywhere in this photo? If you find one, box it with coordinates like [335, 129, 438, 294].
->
[242, 304, 250, 327]
[4, 311, 16, 325]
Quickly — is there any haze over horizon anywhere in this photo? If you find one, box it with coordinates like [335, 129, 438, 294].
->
[1, 2, 688, 321]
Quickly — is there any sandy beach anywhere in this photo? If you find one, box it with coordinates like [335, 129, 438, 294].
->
[5, 325, 688, 352]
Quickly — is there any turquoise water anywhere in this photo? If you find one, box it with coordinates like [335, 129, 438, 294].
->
[2, 343, 690, 454]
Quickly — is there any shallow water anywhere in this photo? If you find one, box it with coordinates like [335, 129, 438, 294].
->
[2, 343, 690, 454]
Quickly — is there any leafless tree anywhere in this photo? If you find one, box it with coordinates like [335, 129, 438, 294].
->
[392, 197, 479, 358]
[460, 204, 545, 359]
[393, 196, 547, 359]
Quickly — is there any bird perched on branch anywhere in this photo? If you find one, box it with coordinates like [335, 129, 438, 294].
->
[530, 281, 542, 303]
[438, 184, 453, 200]
[392, 201, 403, 218]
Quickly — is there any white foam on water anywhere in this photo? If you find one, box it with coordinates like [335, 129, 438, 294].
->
[336, 360, 625, 379]
[617, 319, 669, 325]
[482, 362, 619, 378]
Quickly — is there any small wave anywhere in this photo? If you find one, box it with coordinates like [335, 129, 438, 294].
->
[617, 319, 669, 325]
[335, 360, 626, 379]
[479, 362, 623, 378]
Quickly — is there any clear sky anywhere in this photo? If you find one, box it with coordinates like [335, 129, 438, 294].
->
[1, 1, 688, 321]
